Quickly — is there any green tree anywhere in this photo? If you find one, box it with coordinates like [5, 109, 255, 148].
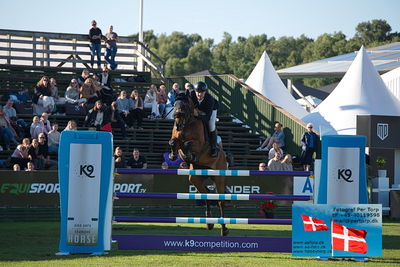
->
[185, 40, 213, 74]
[355, 19, 392, 44]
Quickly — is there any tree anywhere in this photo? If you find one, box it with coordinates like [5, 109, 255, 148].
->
[185, 40, 213, 74]
[355, 19, 392, 44]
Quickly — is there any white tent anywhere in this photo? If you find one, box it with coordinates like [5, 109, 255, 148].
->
[245, 51, 308, 120]
[381, 66, 400, 102]
[302, 46, 400, 135]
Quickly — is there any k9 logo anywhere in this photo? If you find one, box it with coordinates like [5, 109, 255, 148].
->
[80, 164, 95, 178]
[337, 168, 353, 183]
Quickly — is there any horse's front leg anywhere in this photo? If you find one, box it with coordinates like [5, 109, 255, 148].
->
[168, 138, 179, 160]
[215, 177, 229, 236]
[188, 174, 214, 231]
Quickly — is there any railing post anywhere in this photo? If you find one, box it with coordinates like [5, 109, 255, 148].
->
[40, 36, 45, 67]
[6, 34, 11, 64]
[32, 36, 37, 67]
[44, 37, 50, 67]
[72, 38, 77, 68]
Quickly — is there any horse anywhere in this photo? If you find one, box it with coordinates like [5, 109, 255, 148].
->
[169, 93, 229, 236]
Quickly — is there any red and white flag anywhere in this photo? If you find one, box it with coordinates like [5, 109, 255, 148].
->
[300, 214, 328, 231]
[332, 222, 368, 254]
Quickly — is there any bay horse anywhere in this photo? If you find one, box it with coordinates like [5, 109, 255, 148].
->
[169, 93, 229, 236]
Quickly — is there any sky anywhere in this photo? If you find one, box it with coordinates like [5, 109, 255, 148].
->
[1, 0, 399, 43]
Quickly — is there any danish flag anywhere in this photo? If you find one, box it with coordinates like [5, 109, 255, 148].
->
[300, 214, 328, 231]
[332, 222, 368, 254]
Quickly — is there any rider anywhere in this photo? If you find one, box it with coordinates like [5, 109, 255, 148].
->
[190, 81, 219, 157]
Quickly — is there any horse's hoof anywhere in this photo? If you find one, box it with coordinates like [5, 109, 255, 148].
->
[221, 228, 229, 236]
[207, 223, 214, 230]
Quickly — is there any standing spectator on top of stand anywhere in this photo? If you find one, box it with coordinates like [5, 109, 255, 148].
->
[300, 123, 318, 171]
[89, 20, 103, 69]
[104, 25, 118, 70]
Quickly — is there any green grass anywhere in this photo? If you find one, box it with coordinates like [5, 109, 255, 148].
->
[0, 220, 399, 266]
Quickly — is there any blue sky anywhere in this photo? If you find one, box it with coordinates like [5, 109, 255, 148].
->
[1, 0, 399, 43]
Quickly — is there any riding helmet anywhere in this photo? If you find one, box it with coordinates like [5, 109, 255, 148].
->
[194, 81, 208, 92]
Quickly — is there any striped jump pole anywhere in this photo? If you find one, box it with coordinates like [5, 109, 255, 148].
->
[114, 216, 292, 225]
[116, 168, 312, 177]
[115, 192, 312, 201]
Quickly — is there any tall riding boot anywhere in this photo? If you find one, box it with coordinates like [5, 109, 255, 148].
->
[210, 130, 218, 157]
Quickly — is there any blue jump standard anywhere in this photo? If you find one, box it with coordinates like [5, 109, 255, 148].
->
[113, 216, 292, 225]
[115, 192, 312, 201]
[115, 168, 311, 177]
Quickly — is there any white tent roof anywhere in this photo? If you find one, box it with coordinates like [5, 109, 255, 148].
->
[381, 66, 400, 102]
[302, 46, 400, 135]
[245, 51, 308, 120]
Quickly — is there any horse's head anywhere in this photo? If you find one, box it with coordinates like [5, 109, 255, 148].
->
[173, 92, 193, 131]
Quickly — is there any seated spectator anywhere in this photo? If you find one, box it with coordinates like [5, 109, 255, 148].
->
[0, 108, 19, 150]
[144, 84, 160, 118]
[48, 123, 60, 153]
[167, 83, 180, 107]
[8, 88, 30, 103]
[179, 162, 188, 169]
[3, 99, 17, 119]
[32, 76, 55, 115]
[63, 120, 77, 131]
[116, 90, 133, 127]
[10, 138, 30, 169]
[13, 164, 21, 171]
[114, 146, 126, 168]
[161, 162, 169, 169]
[157, 85, 168, 117]
[37, 133, 57, 169]
[97, 66, 114, 105]
[163, 152, 183, 167]
[129, 90, 144, 129]
[110, 101, 127, 139]
[77, 69, 90, 87]
[28, 138, 43, 170]
[65, 79, 86, 104]
[50, 77, 66, 105]
[3, 99, 28, 138]
[268, 142, 284, 160]
[267, 152, 283, 171]
[26, 161, 35, 171]
[40, 112, 52, 134]
[256, 122, 285, 151]
[126, 148, 147, 169]
[79, 78, 99, 105]
[184, 82, 194, 95]
[30, 115, 48, 139]
[281, 154, 293, 171]
[84, 100, 111, 131]
[258, 162, 267, 171]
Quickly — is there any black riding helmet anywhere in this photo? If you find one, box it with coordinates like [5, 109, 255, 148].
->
[194, 81, 208, 92]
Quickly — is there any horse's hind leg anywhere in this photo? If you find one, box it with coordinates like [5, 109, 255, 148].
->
[215, 177, 229, 236]
[188, 174, 214, 230]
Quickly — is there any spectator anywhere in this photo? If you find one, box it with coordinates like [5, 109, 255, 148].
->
[40, 112, 52, 135]
[10, 138, 30, 169]
[144, 84, 160, 119]
[89, 20, 103, 68]
[126, 148, 147, 169]
[3, 99, 17, 119]
[26, 161, 35, 171]
[28, 138, 43, 170]
[116, 90, 132, 127]
[104, 25, 118, 70]
[258, 162, 267, 171]
[114, 146, 126, 168]
[300, 123, 318, 171]
[179, 162, 188, 169]
[184, 82, 194, 95]
[37, 133, 56, 169]
[161, 162, 169, 169]
[129, 90, 144, 130]
[84, 100, 111, 131]
[163, 152, 183, 167]
[281, 154, 293, 171]
[3, 99, 27, 138]
[110, 101, 127, 139]
[13, 164, 21, 171]
[64, 120, 77, 131]
[79, 78, 99, 104]
[50, 78, 65, 105]
[97, 66, 113, 105]
[65, 79, 86, 104]
[256, 122, 285, 151]
[268, 142, 283, 160]
[30, 116, 42, 139]
[268, 152, 282, 171]
[77, 69, 90, 87]
[32, 76, 54, 115]
[157, 85, 168, 117]
[0, 108, 19, 150]
[48, 123, 60, 152]
[166, 83, 180, 107]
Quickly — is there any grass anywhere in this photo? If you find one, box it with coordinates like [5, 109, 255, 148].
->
[0, 220, 399, 266]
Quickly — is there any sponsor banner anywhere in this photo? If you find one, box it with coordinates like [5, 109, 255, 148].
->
[113, 234, 291, 252]
[293, 176, 313, 196]
[0, 173, 294, 207]
[292, 203, 382, 257]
